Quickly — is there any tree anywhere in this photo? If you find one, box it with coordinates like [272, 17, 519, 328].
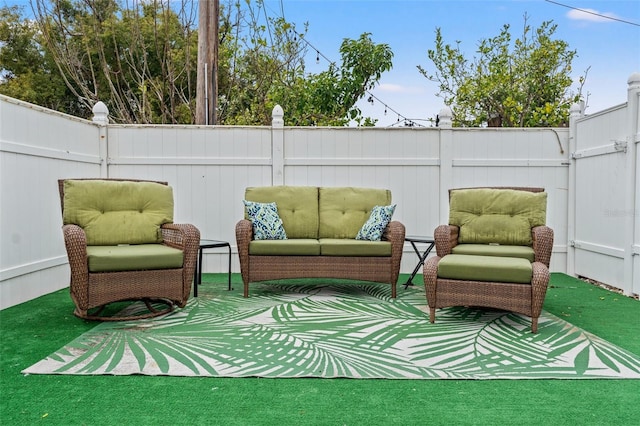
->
[418, 14, 587, 127]
[31, 0, 199, 124]
[216, 2, 392, 126]
[6, 0, 393, 126]
[0, 5, 81, 115]
[273, 33, 394, 126]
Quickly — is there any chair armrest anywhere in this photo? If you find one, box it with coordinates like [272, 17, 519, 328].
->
[162, 222, 201, 252]
[235, 219, 253, 255]
[161, 223, 200, 252]
[434, 224, 459, 257]
[382, 221, 406, 247]
[62, 224, 90, 309]
[423, 256, 441, 306]
[235, 219, 253, 249]
[162, 223, 200, 296]
[62, 224, 88, 277]
[235, 219, 253, 287]
[532, 225, 554, 268]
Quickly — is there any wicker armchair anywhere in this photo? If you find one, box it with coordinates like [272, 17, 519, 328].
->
[59, 178, 200, 320]
[423, 187, 553, 333]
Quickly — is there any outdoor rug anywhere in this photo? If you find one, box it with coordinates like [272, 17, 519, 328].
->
[23, 281, 640, 379]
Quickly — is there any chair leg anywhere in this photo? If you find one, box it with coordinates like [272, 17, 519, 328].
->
[429, 307, 436, 323]
[531, 317, 538, 334]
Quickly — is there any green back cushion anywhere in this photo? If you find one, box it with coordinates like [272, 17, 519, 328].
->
[449, 188, 547, 245]
[245, 186, 319, 239]
[63, 180, 174, 245]
[319, 187, 392, 239]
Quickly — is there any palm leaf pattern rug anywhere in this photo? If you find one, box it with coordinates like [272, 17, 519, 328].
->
[24, 281, 640, 379]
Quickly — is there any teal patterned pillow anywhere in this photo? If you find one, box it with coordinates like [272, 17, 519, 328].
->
[356, 204, 396, 241]
[243, 200, 287, 240]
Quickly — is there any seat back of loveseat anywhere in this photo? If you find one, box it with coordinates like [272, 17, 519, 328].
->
[244, 186, 392, 239]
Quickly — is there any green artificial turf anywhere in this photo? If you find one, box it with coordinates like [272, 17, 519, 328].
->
[1, 273, 639, 425]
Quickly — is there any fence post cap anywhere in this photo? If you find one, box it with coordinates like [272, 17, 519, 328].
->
[570, 101, 584, 115]
[272, 104, 284, 127]
[438, 106, 453, 128]
[92, 101, 109, 124]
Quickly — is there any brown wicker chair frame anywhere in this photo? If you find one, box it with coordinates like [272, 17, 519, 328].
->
[236, 220, 405, 298]
[58, 178, 200, 321]
[423, 187, 554, 333]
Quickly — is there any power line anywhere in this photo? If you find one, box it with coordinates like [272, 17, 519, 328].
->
[266, 2, 424, 127]
[295, 29, 425, 127]
[544, 0, 640, 27]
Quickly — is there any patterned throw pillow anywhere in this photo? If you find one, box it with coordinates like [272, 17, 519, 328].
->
[356, 204, 396, 241]
[243, 200, 287, 240]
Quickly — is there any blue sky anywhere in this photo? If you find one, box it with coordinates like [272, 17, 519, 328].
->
[268, 0, 640, 126]
[4, 0, 639, 126]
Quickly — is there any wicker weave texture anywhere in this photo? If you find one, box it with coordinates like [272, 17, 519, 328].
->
[236, 218, 405, 298]
[424, 187, 553, 333]
[59, 179, 200, 320]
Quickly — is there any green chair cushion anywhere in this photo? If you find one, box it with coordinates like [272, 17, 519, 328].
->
[451, 244, 535, 262]
[319, 239, 392, 256]
[449, 188, 546, 246]
[63, 180, 174, 246]
[86, 244, 183, 272]
[437, 254, 532, 284]
[319, 187, 392, 239]
[249, 239, 320, 255]
[245, 186, 319, 239]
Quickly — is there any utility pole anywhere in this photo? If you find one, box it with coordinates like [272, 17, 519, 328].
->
[196, 0, 219, 125]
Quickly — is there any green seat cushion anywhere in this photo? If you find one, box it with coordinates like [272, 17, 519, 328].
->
[63, 180, 174, 246]
[437, 254, 532, 284]
[86, 244, 184, 272]
[319, 187, 392, 239]
[449, 188, 547, 246]
[451, 244, 535, 262]
[245, 186, 319, 239]
[319, 239, 392, 256]
[249, 239, 320, 255]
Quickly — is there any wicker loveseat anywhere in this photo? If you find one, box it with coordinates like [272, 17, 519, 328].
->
[236, 186, 405, 297]
[59, 178, 200, 320]
[423, 187, 554, 333]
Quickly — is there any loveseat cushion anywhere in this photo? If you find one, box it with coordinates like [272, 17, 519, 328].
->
[449, 188, 547, 245]
[437, 254, 532, 284]
[245, 186, 319, 239]
[86, 244, 183, 272]
[451, 244, 535, 262]
[248, 239, 320, 255]
[63, 180, 174, 246]
[319, 187, 392, 239]
[319, 239, 392, 256]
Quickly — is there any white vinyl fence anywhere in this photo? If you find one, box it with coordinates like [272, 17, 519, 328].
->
[567, 73, 640, 298]
[1, 72, 638, 309]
